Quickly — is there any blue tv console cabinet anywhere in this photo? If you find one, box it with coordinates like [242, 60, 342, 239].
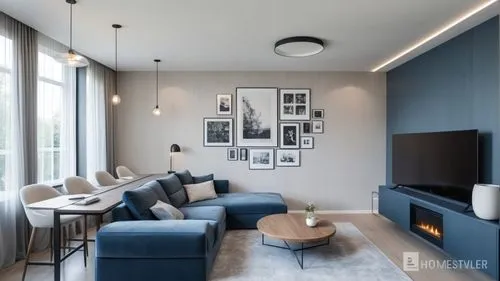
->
[379, 185, 500, 280]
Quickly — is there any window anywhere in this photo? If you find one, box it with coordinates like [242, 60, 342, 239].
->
[37, 51, 76, 183]
[0, 35, 12, 193]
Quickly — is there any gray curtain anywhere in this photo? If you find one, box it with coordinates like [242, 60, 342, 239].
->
[0, 12, 37, 268]
[104, 67, 116, 175]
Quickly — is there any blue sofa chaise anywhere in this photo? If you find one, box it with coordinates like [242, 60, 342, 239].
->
[95, 172, 287, 281]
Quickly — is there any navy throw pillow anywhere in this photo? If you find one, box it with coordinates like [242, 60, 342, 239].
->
[175, 170, 194, 185]
[157, 174, 188, 208]
[192, 174, 214, 184]
[122, 181, 170, 220]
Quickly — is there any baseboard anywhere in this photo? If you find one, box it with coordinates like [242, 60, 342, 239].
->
[288, 210, 378, 214]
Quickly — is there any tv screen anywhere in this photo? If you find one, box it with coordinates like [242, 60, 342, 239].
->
[392, 130, 478, 191]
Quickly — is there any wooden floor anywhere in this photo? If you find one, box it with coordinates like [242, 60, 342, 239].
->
[0, 214, 492, 281]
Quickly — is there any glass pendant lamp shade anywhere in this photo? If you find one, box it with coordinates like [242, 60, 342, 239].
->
[55, 49, 89, 67]
[57, 0, 89, 68]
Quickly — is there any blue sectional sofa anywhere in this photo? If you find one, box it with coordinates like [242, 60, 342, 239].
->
[95, 172, 287, 281]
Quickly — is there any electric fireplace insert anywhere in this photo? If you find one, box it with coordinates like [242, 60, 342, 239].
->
[410, 204, 443, 248]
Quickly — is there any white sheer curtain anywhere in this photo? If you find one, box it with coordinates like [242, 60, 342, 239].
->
[86, 61, 107, 183]
[37, 34, 76, 183]
[0, 12, 37, 268]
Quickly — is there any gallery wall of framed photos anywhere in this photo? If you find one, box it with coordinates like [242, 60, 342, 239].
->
[205, 87, 325, 170]
[115, 71, 386, 210]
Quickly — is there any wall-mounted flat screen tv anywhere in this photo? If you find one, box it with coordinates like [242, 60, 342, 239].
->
[392, 130, 478, 195]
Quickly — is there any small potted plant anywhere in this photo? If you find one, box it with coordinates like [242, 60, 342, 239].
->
[305, 202, 318, 227]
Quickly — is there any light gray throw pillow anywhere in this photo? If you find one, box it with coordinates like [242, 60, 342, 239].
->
[150, 200, 184, 220]
[184, 180, 218, 203]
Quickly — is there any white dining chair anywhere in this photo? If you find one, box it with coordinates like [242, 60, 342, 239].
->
[20, 184, 87, 281]
[64, 176, 100, 194]
[95, 171, 120, 187]
[116, 165, 137, 179]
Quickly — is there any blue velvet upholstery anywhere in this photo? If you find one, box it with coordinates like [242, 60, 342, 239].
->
[180, 206, 226, 243]
[112, 203, 135, 221]
[157, 174, 188, 208]
[213, 180, 229, 194]
[122, 181, 170, 220]
[186, 193, 287, 214]
[98, 178, 287, 281]
[175, 170, 194, 185]
[192, 174, 214, 184]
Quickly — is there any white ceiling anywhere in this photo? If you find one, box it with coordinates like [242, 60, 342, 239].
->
[0, 0, 498, 71]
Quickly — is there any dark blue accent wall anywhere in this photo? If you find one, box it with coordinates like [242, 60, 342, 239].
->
[387, 16, 500, 184]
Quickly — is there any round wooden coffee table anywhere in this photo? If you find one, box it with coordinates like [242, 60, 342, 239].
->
[257, 214, 336, 269]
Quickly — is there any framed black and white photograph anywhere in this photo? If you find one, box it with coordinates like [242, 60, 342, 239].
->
[312, 109, 324, 119]
[203, 118, 234, 147]
[312, 120, 324, 134]
[302, 122, 311, 134]
[227, 148, 238, 161]
[249, 149, 274, 170]
[216, 94, 232, 115]
[236, 88, 278, 147]
[280, 123, 300, 149]
[239, 148, 248, 161]
[279, 89, 311, 121]
[276, 150, 300, 167]
[301, 136, 314, 149]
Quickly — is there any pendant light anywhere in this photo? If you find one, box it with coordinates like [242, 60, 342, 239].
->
[111, 24, 122, 105]
[55, 0, 89, 67]
[152, 59, 161, 116]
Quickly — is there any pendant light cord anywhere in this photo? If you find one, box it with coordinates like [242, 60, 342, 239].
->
[115, 27, 118, 93]
[69, 3, 73, 50]
[156, 61, 159, 106]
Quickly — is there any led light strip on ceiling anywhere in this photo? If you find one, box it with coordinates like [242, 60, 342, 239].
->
[371, 0, 498, 72]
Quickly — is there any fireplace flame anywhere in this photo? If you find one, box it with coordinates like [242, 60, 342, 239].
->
[417, 223, 441, 238]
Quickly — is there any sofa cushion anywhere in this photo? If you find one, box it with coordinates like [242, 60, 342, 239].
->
[157, 174, 188, 208]
[175, 170, 194, 185]
[122, 181, 171, 220]
[192, 174, 214, 184]
[150, 200, 184, 220]
[180, 206, 226, 245]
[184, 181, 218, 203]
[185, 193, 287, 215]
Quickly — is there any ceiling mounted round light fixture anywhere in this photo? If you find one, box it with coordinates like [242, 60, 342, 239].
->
[274, 36, 325, 58]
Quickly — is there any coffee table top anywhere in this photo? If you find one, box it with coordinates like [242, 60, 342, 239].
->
[257, 214, 336, 243]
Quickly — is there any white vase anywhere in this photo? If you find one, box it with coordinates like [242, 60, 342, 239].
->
[306, 216, 318, 227]
[472, 184, 500, 220]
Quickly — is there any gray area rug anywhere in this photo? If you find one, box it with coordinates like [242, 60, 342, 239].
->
[211, 222, 412, 281]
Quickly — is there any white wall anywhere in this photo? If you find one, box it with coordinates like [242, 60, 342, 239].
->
[116, 71, 386, 211]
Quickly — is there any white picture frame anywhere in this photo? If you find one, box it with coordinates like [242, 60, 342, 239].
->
[249, 149, 274, 170]
[280, 123, 300, 149]
[203, 118, 234, 147]
[276, 150, 300, 167]
[216, 94, 232, 115]
[236, 88, 278, 147]
[301, 136, 314, 149]
[279, 89, 311, 121]
[312, 120, 324, 134]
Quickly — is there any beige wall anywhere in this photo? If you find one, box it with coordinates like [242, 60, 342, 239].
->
[115, 71, 386, 211]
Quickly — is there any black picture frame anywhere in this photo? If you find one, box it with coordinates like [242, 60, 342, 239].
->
[302, 122, 311, 134]
[249, 148, 275, 170]
[227, 148, 238, 161]
[239, 148, 248, 161]
[203, 118, 234, 147]
[279, 88, 311, 121]
[312, 109, 324, 119]
[216, 94, 232, 115]
[276, 149, 301, 167]
[279, 123, 300, 149]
